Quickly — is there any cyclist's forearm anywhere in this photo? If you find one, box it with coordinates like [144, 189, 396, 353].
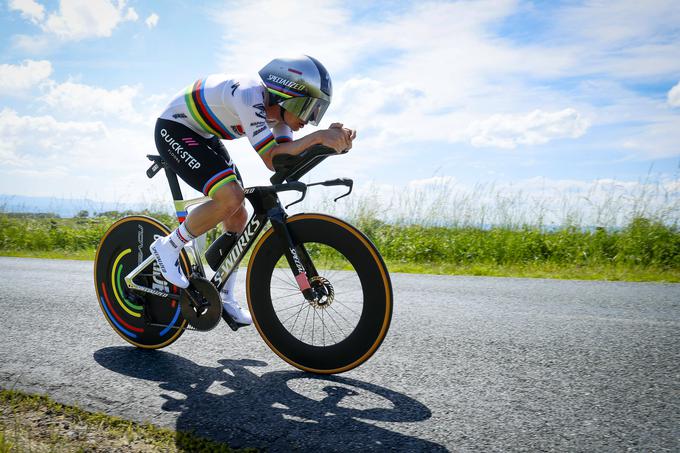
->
[261, 131, 323, 171]
[273, 131, 323, 157]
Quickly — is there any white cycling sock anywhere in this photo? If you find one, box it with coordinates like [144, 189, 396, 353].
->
[220, 269, 252, 325]
[150, 223, 196, 288]
[220, 268, 239, 301]
[169, 222, 196, 249]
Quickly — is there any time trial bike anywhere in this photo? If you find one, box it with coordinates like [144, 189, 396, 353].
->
[94, 145, 393, 374]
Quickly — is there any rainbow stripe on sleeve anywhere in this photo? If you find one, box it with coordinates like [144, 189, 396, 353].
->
[185, 79, 237, 140]
[254, 133, 277, 156]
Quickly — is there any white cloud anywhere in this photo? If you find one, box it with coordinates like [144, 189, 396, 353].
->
[617, 118, 680, 158]
[332, 77, 590, 151]
[556, 0, 680, 46]
[0, 108, 107, 167]
[213, 1, 593, 154]
[213, 0, 680, 161]
[4, 0, 680, 204]
[0, 59, 52, 94]
[467, 109, 590, 149]
[10, 34, 53, 53]
[544, 1, 680, 80]
[40, 81, 144, 123]
[44, 0, 138, 39]
[668, 81, 680, 107]
[124, 6, 138, 22]
[216, 0, 352, 74]
[0, 107, 106, 139]
[10, 0, 139, 40]
[145, 13, 159, 29]
[0, 107, 162, 202]
[8, 0, 45, 24]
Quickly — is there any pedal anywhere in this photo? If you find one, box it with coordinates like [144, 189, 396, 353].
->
[221, 309, 242, 331]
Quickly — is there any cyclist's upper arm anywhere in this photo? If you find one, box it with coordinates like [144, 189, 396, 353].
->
[232, 85, 280, 159]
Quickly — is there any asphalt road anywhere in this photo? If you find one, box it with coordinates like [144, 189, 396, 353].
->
[0, 257, 678, 451]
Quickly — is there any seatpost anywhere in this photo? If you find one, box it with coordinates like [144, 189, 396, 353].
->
[164, 168, 184, 201]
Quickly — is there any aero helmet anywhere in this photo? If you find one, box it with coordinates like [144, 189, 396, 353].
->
[259, 55, 332, 126]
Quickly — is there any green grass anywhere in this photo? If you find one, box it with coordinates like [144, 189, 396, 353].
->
[354, 217, 680, 268]
[0, 211, 177, 254]
[1, 212, 679, 283]
[0, 388, 253, 452]
[384, 261, 679, 282]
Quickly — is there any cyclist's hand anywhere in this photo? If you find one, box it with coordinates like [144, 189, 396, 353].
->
[327, 123, 356, 153]
[341, 128, 356, 153]
[320, 127, 351, 153]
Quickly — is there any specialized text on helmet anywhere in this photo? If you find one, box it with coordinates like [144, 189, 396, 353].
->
[267, 74, 306, 93]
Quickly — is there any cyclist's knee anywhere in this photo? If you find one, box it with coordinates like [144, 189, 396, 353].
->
[211, 182, 244, 217]
[224, 204, 247, 233]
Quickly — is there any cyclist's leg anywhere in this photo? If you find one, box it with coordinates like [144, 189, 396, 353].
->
[152, 118, 244, 288]
[194, 137, 250, 323]
[184, 182, 247, 236]
[202, 184, 252, 324]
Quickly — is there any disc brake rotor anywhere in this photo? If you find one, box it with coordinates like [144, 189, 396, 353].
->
[309, 275, 334, 308]
[180, 275, 222, 331]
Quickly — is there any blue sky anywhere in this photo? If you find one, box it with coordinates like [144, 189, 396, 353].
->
[1, 0, 679, 223]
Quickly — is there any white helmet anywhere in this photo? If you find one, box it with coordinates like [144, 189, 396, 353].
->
[259, 55, 332, 126]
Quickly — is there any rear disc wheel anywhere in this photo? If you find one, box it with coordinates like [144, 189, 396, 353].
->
[94, 215, 190, 349]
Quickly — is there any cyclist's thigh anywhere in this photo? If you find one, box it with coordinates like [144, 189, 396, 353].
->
[208, 136, 244, 186]
[154, 118, 240, 197]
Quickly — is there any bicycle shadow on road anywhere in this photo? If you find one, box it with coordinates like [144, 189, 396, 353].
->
[94, 347, 447, 452]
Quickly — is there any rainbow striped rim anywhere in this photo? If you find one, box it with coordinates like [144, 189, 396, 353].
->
[99, 247, 182, 340]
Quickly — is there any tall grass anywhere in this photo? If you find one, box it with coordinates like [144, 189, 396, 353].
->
[319, 176, 680, 230]
[297, 174, 680, 276]
[353, 217, 679, 269]
[1, 175, 678, 280]
[0, 211, 176, 254]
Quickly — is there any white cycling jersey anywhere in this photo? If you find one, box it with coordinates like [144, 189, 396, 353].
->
[159, 74, 293, 157]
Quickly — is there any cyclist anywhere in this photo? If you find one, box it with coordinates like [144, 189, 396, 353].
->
[150, 55, 355, 327]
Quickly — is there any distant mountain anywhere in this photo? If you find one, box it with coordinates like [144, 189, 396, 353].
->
[0, 194, 153, 218]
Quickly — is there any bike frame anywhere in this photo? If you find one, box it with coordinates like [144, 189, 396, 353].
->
[124, 163, 324, 301]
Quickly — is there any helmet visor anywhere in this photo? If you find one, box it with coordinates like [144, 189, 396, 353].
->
[280, 97, 330, 126]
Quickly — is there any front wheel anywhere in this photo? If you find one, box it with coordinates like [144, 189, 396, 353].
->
[247, 213, 393, 374]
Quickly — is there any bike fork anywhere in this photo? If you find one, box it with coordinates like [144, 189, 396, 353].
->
[268, 208, 318, 300]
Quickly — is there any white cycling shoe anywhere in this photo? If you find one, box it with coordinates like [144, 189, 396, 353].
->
[220, 269, 251, 326]
[149, 237, 189, 288]
[221, 294, 252, 326]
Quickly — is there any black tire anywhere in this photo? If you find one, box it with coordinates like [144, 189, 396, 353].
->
[94, 216, 190, 349]
[246, 213, 392, 374]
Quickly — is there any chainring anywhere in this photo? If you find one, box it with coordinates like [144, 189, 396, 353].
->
[180, 275, 222, 331]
